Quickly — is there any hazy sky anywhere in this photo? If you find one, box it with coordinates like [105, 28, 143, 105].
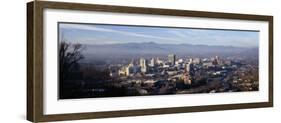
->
[59, 23, 259, 48]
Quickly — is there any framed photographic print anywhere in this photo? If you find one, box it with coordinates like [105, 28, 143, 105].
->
[27, 1, 273, 122]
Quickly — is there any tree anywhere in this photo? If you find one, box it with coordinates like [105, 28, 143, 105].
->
[59, 40, 85, 98]
[59, 41, 84, 81]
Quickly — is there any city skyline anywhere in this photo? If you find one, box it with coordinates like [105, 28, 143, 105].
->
[59, 23, 259, 48]
[58, 22, 259, 99]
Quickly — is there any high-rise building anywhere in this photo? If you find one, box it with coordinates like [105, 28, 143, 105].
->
[185, 63, 194, 74]
[150, 58, 156, 67]
[156, 57, 163, 64]
[140, 58, 147, 73]
[168, 54, 176, 65]
[212, 56, 220, 65]
[185, 63, 191, 72]
[125, 66, 132, 76]
[126, 62, 133, 76]
[118, 67, 126, 76]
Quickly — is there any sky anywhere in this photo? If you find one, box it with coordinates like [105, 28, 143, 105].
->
[59, 23, 259, 48]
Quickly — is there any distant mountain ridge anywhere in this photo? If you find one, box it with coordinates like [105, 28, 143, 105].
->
[83, 42, 258, 59]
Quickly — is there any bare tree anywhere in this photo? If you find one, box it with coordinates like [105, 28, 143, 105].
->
[59, 41, 85, 82]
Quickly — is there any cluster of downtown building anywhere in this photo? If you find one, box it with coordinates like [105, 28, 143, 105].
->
[105, 53, 259, 95]
[116, 54, 194, 85]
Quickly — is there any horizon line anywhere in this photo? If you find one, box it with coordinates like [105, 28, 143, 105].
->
[61, 41, 258, 48]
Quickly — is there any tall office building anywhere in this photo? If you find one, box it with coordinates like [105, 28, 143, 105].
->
[150, 58, 156, 67]
[168, 54, 176, 65]
[185, 63, 194, 73]
[125, 62, 134, 76]
[140, 58, 147, 73]
[156, 57, 163, 64]
[185, 63, 190, 72]
[212, 56, 220, 65]
[125, 66, 133, 76]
